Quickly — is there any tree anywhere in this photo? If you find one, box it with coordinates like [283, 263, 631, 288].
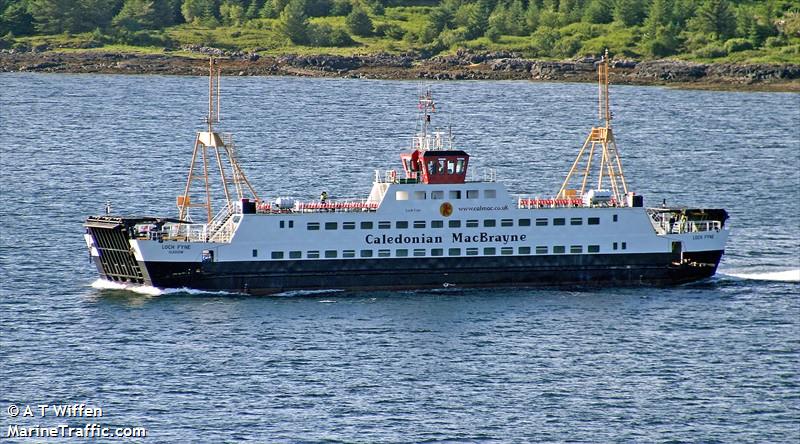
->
[613, 0, 646, 26]
[29, 0, 114, 33]
[182, 0, 216, 23]
[1, 1, 35, 36]
[277, 0, 308, 43]
[693, 0, 735, 40]
[220, 0, 245, 25]
[506, 0, 527, 36]
[584, 0, 613, 24]
[113, 0, 157, 31]
[644, 0, 673, 33]
[345, 7, 372, 37]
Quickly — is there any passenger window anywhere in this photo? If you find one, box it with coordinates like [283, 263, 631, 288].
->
[449, 220, 461, 228]
[553, 218, 566, 226]
[325, 222, 337, 230]
[466, 190, 479, 199]
[501, 219, 513, 227]
[427, 160, 435, 175]
[378, 221, 391, 229]
[307, 222, 320, 230]
[484, 189, 497, 198]
[289, 251, 302, 259]
[613, 214, 618, 222]
[413, 191, 426, 200]
[536, 246, 548, 254]
[431, 248, 443, 257]
[437, 159, 445, 173]
[588, 217, 600, 225]
[271, 251, 284, 259]
[252, 249, 258, 257]
[360, 250, 373, 257]
[519, 246, 531, 254]
[413, 221, 426, 229]
[342, 250, 355, 258]
[466, 248, 479, 256]
[449, 190, 461, 199]
[570, 245, 582, 253]
[396, 221, 409, 229]
[466, 219, 479, 228]
[448, 248, 461, 256]
[396, 191, 409, 200]
[501, 247, 513, 255]
[456, 158, 465, 174]
[519, 218, 531, 226]
[396, 249, 408, 257]
[307, 251, 320, 258]
[413, 249, 426, 257]
[483, 219, 496, 227]
[553, 246, 566, 254]
[325, 250, 337, 258]
[570, 218, 582, 226]
[343, 222, 355, 230]
[588, 245, 600, 253]
[431, 220, 443, 228]
[536, 218, 548, 226]
[447, 160, 455, 174]
[484, 247, 496, 255]
[431, 191, 444, 200]
[360, 221, 373, 229]
[378, 249, 391, 257]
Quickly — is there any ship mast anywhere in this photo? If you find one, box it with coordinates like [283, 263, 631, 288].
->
[177, 58, 259, 223]
[412, 87, 451, 151]
[557, 50, 629, 204]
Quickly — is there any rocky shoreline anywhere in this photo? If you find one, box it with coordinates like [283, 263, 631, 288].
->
[2, 48, 799, 91]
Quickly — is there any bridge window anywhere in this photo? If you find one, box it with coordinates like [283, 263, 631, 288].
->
[466, 248, 479, 256]
[431, 191, 444, 200]
[378, 221, 391, 229]
[414, 221, 426, 229]
[427, 160, 435, 175]
[467, 190, 479, 199]
[307, 250, 320, 258]
[501, 219, 513, 227]
[536, 246, 548, 254]
[570, 245, 583, 253]
[343, 222, 355, 230]
[396, 191, 409, 200]
[325, 222, 337, 230]
[271, 251, 284, 259]
[588, 245, 600, 253]
[343, 250, 355, 258]
[484, 219, 496, 227]
[437, 159, 445, 173]
[378, 249, 391, 257]
[456, 159, 465, 174]
[449, 248, 461, 256]
[413, 249, 426, 257]
[484, 247, 496, 255]
[289, 251, 301, 259]
[501, 247, 513, 255]
[484, 189, 497, 198]
[431, 220, 444, 228]
[536, 218, 548, 226]
[396, 221, 408, 229]
[466, 220, 479, 228]
[396, 249, 408, 257]
[588, 217, 600, 225]
[554, 218, 566, 226]
[325, 250, 337, 258]
[447, 160, 455, 174]
[431, 248, 444, 257]
[307, 222, 320, 230]
[449, 220, 461, 228]
[361, 221, 373, 229]
[360, 250, 373, 258]
[519, 246, 531, 254]
[570, 218, 582, 226]
[553, 246, 566, 254]
[449, 190, 461, 199]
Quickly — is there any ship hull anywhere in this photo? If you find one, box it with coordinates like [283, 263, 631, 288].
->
[135, 250, 724, 294]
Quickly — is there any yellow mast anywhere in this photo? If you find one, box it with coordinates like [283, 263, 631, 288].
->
[177, 58, 259, 224]
[557, 49, 629, 204]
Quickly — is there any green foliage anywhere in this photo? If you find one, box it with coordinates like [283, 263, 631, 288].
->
[277, 0, 308, 43]
[345, 7, 372, 36]
[114, 0, 158, 31]
[692, 0, 735, 40]
[723, 37, 752, 53]
[28, 0, 116, 34]
[308, 22, 354, 46]
[693, 41, 727, 58]
[613, 0, 646, 26]
[583, 0, 612, 24]
[220, 1, 246, 25]
[1, 1, 35, 36]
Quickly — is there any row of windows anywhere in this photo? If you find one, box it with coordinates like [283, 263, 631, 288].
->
[305, 217, 605, 231]
[396, 189, 496, 201]
[257, 244, 607, 259]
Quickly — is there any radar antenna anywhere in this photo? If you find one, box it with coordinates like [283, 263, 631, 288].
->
[557, 49, 629, 204]
[177, 58, 259, 224]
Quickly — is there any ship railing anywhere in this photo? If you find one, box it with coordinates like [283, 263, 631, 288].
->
[166, 223, 207, 242]
[683, 220, 722, 233]
[517, 197, 585, 209]
[465, 167, 497, 183]
[206, 203, 237, 243]
[374, 169, 400, 184]
[294, 199, 380, 213]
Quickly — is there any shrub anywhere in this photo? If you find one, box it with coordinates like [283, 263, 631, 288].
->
[486, 25, 501, 42]
[723, 37, 752, 53]
[309, 23, 354, 46]
[693, 43, 727, 58]
[374, 23, 404, 39]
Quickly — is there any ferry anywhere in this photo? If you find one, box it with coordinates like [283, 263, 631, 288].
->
[84, 56, 729, 294]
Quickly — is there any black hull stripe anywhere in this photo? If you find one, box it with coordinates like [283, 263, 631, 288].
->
[123, 251, 724, 294]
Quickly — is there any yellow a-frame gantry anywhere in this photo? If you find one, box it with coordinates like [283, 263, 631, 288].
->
[177, 58, 259, 223]
[557, 50, 629, 204]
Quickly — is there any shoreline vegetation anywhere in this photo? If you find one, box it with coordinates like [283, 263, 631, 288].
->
[1, 0, 799, 90]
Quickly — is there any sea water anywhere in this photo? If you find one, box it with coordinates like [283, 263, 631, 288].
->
[1, 73, 798, 441]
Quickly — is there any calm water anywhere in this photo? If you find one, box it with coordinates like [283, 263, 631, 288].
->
[1, 73, 798, 442]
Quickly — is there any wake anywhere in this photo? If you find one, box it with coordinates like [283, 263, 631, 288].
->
[720, 269, 800, 282]
[90, 279, 241, 296]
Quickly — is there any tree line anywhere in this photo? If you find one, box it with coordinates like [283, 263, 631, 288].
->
[1, 0, 798, 59]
